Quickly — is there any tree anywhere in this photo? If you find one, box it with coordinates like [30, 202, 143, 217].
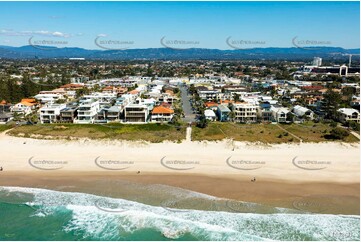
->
[196, 115, 208, 128]
[323, 89, 342, 120]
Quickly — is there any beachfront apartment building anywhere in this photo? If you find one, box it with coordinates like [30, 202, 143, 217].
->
[74, 99, 100, 124]
[337, 108, 360, 124]
[232, 103, 258, 123]
[124, 103, 149, 123]
[39, 103, 66, 124]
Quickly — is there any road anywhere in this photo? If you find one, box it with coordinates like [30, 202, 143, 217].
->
[179, 85, 196, 123]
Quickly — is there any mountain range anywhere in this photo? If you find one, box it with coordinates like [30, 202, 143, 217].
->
[0, 45, 359, 60]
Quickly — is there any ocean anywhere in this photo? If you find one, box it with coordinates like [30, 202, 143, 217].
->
[0, 186, 359, 241]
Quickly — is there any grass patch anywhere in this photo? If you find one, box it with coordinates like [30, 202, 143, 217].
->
[279, 122, 359, 143]
[192, 122, 359, 143]
[0, 124, 13, 132]
[8, 123, 186, 143]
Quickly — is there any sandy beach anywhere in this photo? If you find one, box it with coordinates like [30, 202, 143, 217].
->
[0, 132, 359, 214]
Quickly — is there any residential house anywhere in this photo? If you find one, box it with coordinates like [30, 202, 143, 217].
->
[292, 105, 314, 120]
[216, 105, 231, 122]
[204, 102, 218, 112]
[107, 106, 122, 121]
[271, 106, 292, 123]
[34, 93, 64, 104]
[337, 108, 360, 124]
[12, 101, 36, 115]
[0, 113, 13, 124]
[258, 102, 273, 122]
[204, 109, 216, 121]
[0, 100, 12, 113]
[59, 104, 78, 123]
[151, 106, 174, 123]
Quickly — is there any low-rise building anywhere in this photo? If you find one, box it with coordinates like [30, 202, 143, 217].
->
[337, 108, 360, 124]
[39, 103, 66, 124]
[59, 104, 78, 123]
[151, 106, 174, 123]
[124, 104, 149, 123]
[74, 99, 100, 124]
[232, 103, 258, 123]
[292, 105, 314, 120]
[107, 106, 122, 121]
[0, 113, 13, 124]
[12, 101, 36, 115]
[271, 106, 292, 123]
[258, 102, 273, 122]
[216, 105, 231, 122]
[204, 109, 216, 121]
[34, 93, 64, 104]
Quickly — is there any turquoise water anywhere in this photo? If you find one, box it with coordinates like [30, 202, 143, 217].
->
[0, 187, 359, 241]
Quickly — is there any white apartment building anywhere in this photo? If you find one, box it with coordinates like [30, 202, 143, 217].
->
[232, 103, 258, 123]
[39, 104, 66, 124]
[74, 99, 100, 124]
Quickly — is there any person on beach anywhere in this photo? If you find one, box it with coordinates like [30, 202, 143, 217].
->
[251, 177, 256, 182]
[0, 167, 3, 171]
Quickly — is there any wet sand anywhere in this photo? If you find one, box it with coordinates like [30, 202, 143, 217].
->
[0, 172, 359, 215]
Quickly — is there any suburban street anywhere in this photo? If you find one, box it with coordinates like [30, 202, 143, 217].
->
[179, 84, 196, 123]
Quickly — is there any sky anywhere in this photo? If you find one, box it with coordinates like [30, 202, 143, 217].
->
[0, 1, 359, 50]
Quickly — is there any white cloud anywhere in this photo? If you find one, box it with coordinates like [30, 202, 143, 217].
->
[0, 29, 71, 38]
[97, 33, 107, 37]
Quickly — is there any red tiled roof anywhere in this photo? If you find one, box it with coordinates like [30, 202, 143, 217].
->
[21, 98, 37, 103]
[60, 84, 83, 89]
[129, 90, 139, 94]
[152, 106, 174, 114]
[205, 102, 218, 108]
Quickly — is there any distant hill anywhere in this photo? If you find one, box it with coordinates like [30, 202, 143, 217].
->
[0, 45, 359, 60]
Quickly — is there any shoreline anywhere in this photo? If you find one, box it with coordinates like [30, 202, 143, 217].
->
[0, 133, 359, 215]
[1, 172, 359, 215]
